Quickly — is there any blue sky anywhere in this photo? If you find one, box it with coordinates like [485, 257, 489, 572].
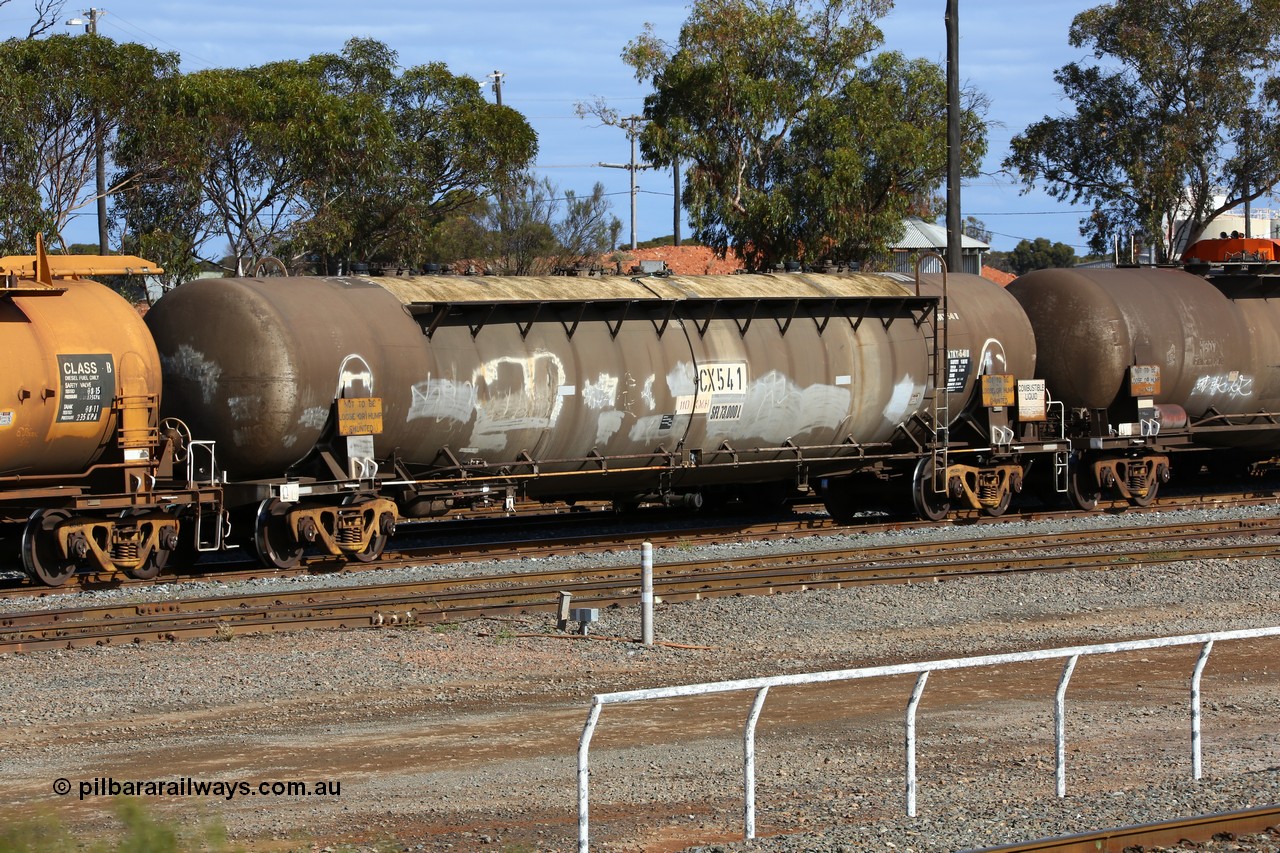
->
[1, 1, 1098, 253]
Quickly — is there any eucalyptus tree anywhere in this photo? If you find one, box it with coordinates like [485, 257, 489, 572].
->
[471, 174, 618, 275]
[1007, 237, 1077, 275]
[0, 34, 176, 253]
[293, 38, 539, 272]
[1005, 0, 1280, 261]
[115, 57, 376, 277]
[0, 0, 66, 40]
[623, 0, 987, 268]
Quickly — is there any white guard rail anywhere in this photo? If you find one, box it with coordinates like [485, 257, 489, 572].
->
[577, 625, 1280, 852]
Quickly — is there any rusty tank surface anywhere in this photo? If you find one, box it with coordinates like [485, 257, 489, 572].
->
[912, 271, 1037, 404]
[144, 276, 431, 481]
[146, 273, 945, 503]
[145, 268, 1042, 509]
[1007, 267, 1261, 418]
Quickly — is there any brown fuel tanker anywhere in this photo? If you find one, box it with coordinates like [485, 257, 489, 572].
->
[145, 270, 1036, 507]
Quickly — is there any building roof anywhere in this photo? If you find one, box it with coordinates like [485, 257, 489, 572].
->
[980, 266, 1016, 287]
[893, 217, 989, 252]
[626, 245, 745, 275]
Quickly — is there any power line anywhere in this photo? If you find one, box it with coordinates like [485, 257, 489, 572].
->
[97, 13, 222, 70]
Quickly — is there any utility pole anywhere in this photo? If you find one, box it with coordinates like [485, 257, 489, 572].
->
[945, 0, 962, 274]
[672, 156, 681, 247]
[68, 8, 108, 254]
[486, 70, 505, 106]
[599, 116, 654, 250]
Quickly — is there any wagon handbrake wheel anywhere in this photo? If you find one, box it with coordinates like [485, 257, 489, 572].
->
[159, 417, 194, 465]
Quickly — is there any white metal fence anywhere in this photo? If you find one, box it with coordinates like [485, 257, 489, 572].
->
[576, 625, 1280, 852]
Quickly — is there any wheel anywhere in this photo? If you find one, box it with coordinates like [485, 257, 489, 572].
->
[912, 457, 952, 521]
[120, 514, 182, 581]
[352, 509, 394, 563]
[612, 497, 640, 514]
[165, 519, 203, 571]
[821, 481, 862, 525]
[1129, 462, 1165, 508]
[1130, 480, 1158, 507]
[125, 551, 165, 580]
[980, 483, 1013, 517]
[21, 509, 77, 587]
[254, 499, 303, 570]
[1067, 458, 1101, 511]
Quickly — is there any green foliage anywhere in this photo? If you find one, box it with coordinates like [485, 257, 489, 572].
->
[476, 175, 559, 275]
[468, 173, 618, 274]
[1005, 0, 1280, 261]
[623, 0, 987, 268]
[636, 234, 704, 248]
[1007, 237, 1077, 274]
[963, 216, 992, 245]
[113, 37, 538, 278]
[116, 54, 378, 278]
[984, 250, 1013, 273]
[0, 33, 176, 254]
[551, 182, 623, 266]
[0, 811, 73, 852]
[0, 799, 238, 852]
[290, 39, 538, 272]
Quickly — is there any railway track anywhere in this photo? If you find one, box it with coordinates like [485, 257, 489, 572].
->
[3, 512, 1279, 653]
[970, 805, 1280, 852]
[3, 484, 1278, 598]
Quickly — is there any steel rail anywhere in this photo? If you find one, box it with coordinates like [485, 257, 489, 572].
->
[4, 520, 1280, 652]
[2, 486, 1277, 595]
[3, 514, 1278, 630]
[963, 805, 1280, 852]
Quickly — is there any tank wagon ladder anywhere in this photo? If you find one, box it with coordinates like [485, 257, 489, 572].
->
[915, 253, 950, 501]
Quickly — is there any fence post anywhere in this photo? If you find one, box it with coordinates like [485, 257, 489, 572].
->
[905, 671, 930, 816]
[578, 700, 603, 853]
[1055, 654, 1078, 797]
[641, 541, 654, 647]
[744, 686, 770, 839]
[1191, 639, 1214, 779]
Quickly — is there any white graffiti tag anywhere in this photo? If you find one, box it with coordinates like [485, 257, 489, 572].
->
[1193, 373, 1254, 398]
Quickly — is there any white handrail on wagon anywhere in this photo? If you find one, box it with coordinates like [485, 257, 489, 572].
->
[576, 625, 1280, 853]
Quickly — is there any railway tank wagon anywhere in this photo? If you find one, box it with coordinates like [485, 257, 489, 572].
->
[144, 266, 1040, 566]
[0, 239, 221, 585]
[1009, 260, 1280, 508]
[813, 270, 1046, 521]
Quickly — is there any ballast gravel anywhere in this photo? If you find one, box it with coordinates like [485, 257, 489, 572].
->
[1, 505, 1279, 852]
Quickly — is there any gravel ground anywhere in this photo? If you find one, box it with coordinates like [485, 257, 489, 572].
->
[1, 505, 1279, 852]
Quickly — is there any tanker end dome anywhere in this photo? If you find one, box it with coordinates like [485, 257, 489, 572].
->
[145, 276, 431, 481]
[915, 273, 1037, 413]
[0, 279, 161, 478]
[1008, 266, 1254, 416]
